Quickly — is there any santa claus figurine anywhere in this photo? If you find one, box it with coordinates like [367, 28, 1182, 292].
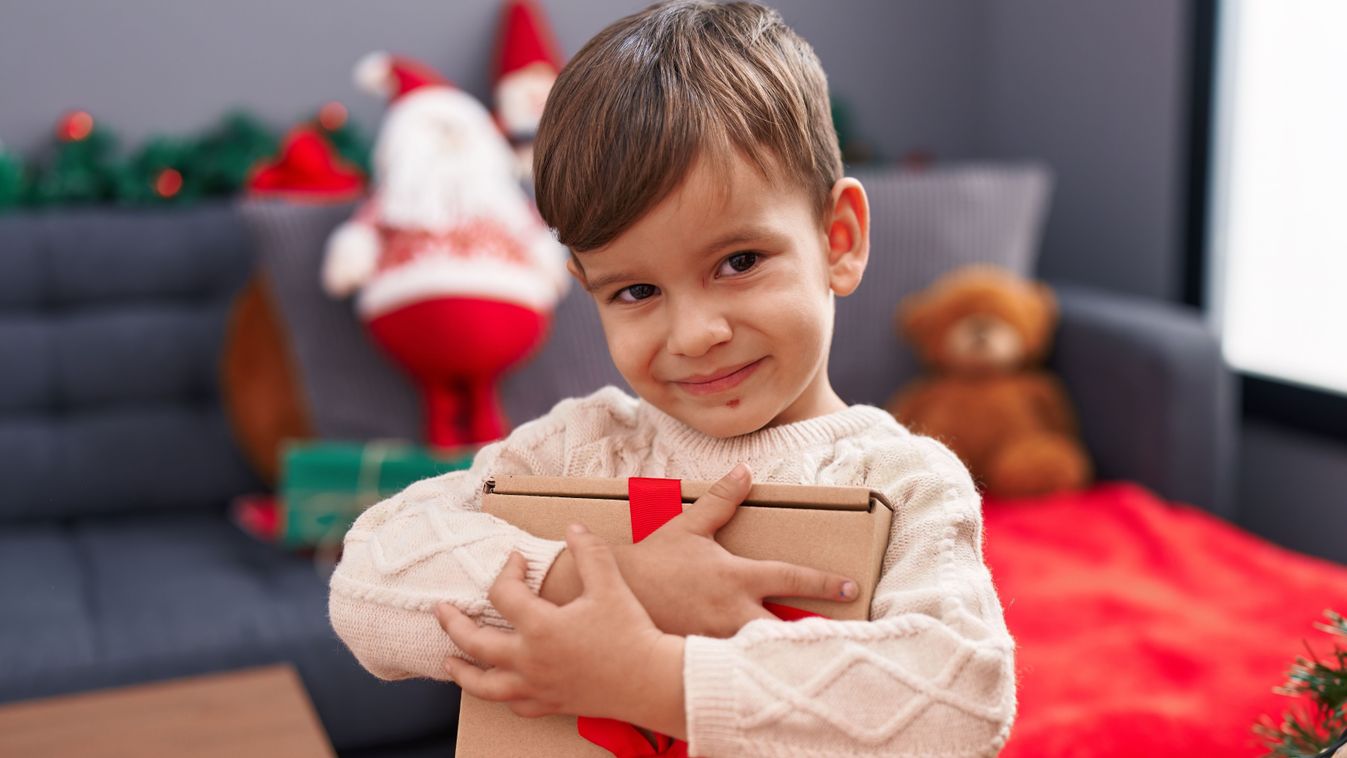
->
[323, 52, 568, 449]
[493, 0, 564, 185]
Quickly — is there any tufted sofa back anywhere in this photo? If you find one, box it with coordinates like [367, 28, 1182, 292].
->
[0, 203, 260, 522]
[0, 165, 1049, 523]
[243, 164, 1051, 438]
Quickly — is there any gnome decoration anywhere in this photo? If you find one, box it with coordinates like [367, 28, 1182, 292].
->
[323, 53, 569, 450]
[249, 125, 365, 201]
[492, 0, 564, 185]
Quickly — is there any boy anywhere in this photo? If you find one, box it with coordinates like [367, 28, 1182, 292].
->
[329, 2, 1016, 755]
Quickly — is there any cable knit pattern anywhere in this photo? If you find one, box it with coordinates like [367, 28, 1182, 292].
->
[328, 386, 1016, 756]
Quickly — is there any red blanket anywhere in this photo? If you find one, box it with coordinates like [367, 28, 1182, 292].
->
[983, 483, 1347, 756]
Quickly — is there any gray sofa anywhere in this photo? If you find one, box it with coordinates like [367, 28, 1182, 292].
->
[0, 196, 1235, 755]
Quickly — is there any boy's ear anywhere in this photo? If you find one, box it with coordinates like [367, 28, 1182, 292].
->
[566, 254, 588, 288]
[824, 177, 870, 297]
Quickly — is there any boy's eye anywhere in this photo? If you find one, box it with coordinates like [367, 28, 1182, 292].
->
[718, 252, 760, 276]
[614, 283, 659, 303]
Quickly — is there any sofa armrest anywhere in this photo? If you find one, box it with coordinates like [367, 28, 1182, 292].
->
[1049, 284, 1238, 518]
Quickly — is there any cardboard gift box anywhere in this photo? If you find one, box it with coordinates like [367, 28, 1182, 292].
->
[455, 475, 894, 758]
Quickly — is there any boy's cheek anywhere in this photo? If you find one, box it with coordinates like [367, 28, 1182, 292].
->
[602, 336, 652, 387]
[600, 321, 654, 366]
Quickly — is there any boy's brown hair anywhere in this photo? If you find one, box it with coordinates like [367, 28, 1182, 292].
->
[533, 0, 843, 253]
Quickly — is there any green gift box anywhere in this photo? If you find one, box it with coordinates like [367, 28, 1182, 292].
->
[278, 441, 474, 549]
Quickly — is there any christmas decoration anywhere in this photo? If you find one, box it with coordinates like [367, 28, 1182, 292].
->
[492, 0, 564, 184]
[313, 100, 374, 178]
[318, 101, 348, 132]
[0, 141, 23, 209]
[116, 135, 198, 204]
[183, 111, 278, 194]
[1256, 610, 1347, 758]
[0, 107, 372, 212]
[276, 440, 472, 549]
[58, 110, 95, 142]
[27, 111, 121, 205]
[247, 125, 364, 201]
[323, 52, 569, 449]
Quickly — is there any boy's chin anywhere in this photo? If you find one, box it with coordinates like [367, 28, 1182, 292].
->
[662, 398, 777, 439]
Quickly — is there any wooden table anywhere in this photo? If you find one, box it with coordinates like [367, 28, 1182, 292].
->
[0, 664, 334, 757]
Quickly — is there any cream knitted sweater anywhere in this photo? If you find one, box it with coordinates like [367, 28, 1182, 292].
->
[329, 386, 1016, 757]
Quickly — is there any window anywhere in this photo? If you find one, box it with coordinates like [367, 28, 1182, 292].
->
[1205, 0, 1347, 397]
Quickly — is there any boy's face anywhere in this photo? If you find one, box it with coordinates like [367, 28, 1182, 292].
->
[569, 151, 869, 438]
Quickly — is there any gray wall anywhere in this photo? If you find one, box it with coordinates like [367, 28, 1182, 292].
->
[0, 0, 983, 166]
[979, 0, 1190, 301]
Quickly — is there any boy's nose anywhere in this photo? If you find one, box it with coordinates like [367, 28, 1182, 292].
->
[666, 301, 732, 358]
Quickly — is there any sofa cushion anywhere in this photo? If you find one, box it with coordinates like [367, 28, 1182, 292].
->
[0, 204, 260, 521]
[832, 164, 1052, 406]
[239, 201, 425, 442]
[0, 205, 254, 310]
[0, 512, 459, 751]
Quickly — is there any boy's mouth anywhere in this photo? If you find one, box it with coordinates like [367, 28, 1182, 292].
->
[672, 358, 764, 396]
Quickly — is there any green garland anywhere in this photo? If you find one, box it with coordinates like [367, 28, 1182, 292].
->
[0, 108, 371, 212]
[1257, 610, 1347, 758]
[3, 96, 872, 211]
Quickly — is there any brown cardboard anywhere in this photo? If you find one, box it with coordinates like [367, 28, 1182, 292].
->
[455, 476, 893, 758]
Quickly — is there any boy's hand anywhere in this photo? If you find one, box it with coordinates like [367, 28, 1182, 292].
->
[436, 526, 687, 738]
[540, 463, 859, 638]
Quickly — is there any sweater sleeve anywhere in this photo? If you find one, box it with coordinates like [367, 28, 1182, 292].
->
[327, 410, 572, 682]
[682, 435, 1017, 757]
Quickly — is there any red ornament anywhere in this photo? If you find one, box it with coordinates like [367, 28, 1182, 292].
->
[57, 111, 95, 142]
[318, 101, 348, 131]
[155, 168, 184, 198]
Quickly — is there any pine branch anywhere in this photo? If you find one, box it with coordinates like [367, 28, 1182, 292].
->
[1258, 611, 1347, 758]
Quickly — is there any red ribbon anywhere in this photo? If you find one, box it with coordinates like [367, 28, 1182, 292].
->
[578, 718, 688, 758]
[627, 477, 684, 542]
[575, 478, 823, 757]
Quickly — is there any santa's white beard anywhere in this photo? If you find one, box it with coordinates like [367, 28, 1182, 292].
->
[373, 102, 535, 232]
[377, 146, 534, 232]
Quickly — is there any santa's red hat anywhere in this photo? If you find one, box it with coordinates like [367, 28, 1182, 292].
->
[355, 52, 452, 101]
[247, 126, 365, 202]
[494, 0, 563, 82]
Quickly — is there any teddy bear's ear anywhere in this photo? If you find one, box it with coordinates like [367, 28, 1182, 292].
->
[1034, 281, 1059, 329]
[897, 294, 928, 340]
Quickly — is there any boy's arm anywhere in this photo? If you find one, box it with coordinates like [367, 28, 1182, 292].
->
[328, 415, 568, 682]
[679, 435, 1017, 757]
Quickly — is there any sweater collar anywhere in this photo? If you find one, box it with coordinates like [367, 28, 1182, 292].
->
[636, 398, 900, 461]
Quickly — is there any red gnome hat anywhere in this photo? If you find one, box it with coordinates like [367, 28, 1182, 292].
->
[494, 0, 563, 84]
[354, 52, 454, 101]
[247, 126, 365, 202]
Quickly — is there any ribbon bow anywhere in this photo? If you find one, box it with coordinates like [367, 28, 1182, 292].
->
[578, 718, 689, 758]
[575, 478, 822, 757]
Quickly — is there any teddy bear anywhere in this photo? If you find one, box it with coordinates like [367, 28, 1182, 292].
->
[887, 265, 1092, 498]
